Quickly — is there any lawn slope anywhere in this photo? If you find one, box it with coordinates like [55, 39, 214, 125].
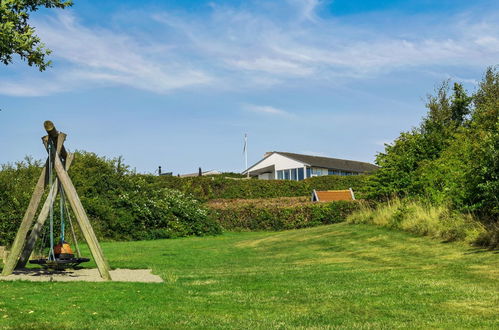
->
[1, 223, 498, 328]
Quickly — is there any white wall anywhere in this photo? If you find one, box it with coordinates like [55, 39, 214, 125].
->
[249, 153, 306, 172]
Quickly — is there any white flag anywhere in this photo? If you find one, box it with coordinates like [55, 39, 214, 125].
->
[243, 133, 247, 153]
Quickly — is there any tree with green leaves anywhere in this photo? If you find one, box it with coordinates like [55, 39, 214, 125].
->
[369, 67, 498, 222]
[0, 0, 72, 71]
[368, 81, 473, 199]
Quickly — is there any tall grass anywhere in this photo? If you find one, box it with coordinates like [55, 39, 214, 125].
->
[347, 198, 486, 244]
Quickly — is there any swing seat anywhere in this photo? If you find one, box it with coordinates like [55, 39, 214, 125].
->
[29, 241, 89, 270]
[29, 257, 90, 270]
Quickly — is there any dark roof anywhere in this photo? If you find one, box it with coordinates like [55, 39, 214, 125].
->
[274, 152, 379, 173]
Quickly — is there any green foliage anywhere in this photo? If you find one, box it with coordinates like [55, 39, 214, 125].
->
[417, 122, 499, 219]
[369, 131, 427, 197]
[368, 67, 499, 222]
[214, 172, 247, 178]
[473, 67, 499, 131]
[0, 152, 221, 245]
[114, 178, 221, 240]
[152, 174, 369, 201]
[347, 198, 486, 245]
[0, 157, 42, 246]
[0, 0, 72, 70]
[208, 198, 359, 231]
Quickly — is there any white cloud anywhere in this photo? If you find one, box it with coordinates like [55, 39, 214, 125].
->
[0, 12, 212, 96]
[287, 0, 322, 22]
[0, 80, 67, 97]
[244, 104, 295, 117]
[152, 5, 499, 80]
[1, 2, 498, 97]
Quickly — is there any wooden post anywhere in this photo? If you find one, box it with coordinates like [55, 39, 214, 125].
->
[1, 162, 47, 276]
[0, 246, 5, 264]
[53, 151, 111, 280]
[17, 153, 74, 268]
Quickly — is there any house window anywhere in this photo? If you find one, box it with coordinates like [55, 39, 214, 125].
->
[277, 168, 307, 181]
[311, 168, 324, 176]
[306, 167, 311, 178]
[298, 168, 304, 180]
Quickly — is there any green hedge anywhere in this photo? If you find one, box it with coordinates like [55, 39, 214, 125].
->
[150, 175, 369, 201]
[0, 152, 369, 245]
[0, 153, 221, 246]
[209, 199, 359, 231]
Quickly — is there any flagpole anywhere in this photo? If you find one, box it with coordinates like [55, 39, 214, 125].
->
[244, 133, 249, 178]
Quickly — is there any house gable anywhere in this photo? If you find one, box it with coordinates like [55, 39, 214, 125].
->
[244, 152, 307, 174]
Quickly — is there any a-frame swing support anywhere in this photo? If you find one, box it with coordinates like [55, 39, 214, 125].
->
[1, 121, 111, 281]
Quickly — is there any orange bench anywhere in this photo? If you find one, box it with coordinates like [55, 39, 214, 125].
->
[311, 189, 355, 202]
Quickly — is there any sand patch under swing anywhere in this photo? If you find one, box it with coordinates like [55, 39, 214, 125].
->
[0, 268, 163, 283]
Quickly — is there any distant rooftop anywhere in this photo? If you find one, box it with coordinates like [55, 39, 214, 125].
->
[270, 151, 378, 173]
[179, 170, 222, 178]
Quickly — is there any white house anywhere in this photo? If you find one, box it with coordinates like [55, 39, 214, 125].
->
[242, 151, 378, 180]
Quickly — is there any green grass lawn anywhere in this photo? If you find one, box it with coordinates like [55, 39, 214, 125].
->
[1, 223, 498, 329]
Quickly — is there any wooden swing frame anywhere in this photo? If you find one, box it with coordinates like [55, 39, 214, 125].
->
[1, 121, 111, 280]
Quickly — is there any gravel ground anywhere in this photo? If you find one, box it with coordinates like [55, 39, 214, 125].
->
[0, 268, 163, 283]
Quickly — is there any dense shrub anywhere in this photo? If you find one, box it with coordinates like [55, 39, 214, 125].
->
[111, 178, 221, 240]
[347, 198, 486, 245]
[0, 152, 221, 246]
[0, 157, 43, 246]
[151, 174, 369, 201]
[368, 67, 498, 227]
[207, 197, 359, 231]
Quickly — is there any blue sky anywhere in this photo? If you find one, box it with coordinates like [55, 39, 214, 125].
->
[1, 0, 498, 174]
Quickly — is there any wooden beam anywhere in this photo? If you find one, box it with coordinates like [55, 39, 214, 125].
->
[44, 120, 59, 139]
[42, 122, 68, 159]
[1, 161, 48, 276]
[56, 133, 67, 162]
[17, 153, 74, 268]
[0, 246, 6, 264]
[53, 152, 111, 280]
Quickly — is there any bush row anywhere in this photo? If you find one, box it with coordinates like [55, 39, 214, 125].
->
[207, 198, 359, 231]
[207, 196, 310, 209]
[0, 153, 221, 246]
[150, 174, 369, 201]
[0, 152, 369, 246]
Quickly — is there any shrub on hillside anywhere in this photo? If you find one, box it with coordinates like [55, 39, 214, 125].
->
[347, 198, 486, 244]
[208, 198, 359, 231]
